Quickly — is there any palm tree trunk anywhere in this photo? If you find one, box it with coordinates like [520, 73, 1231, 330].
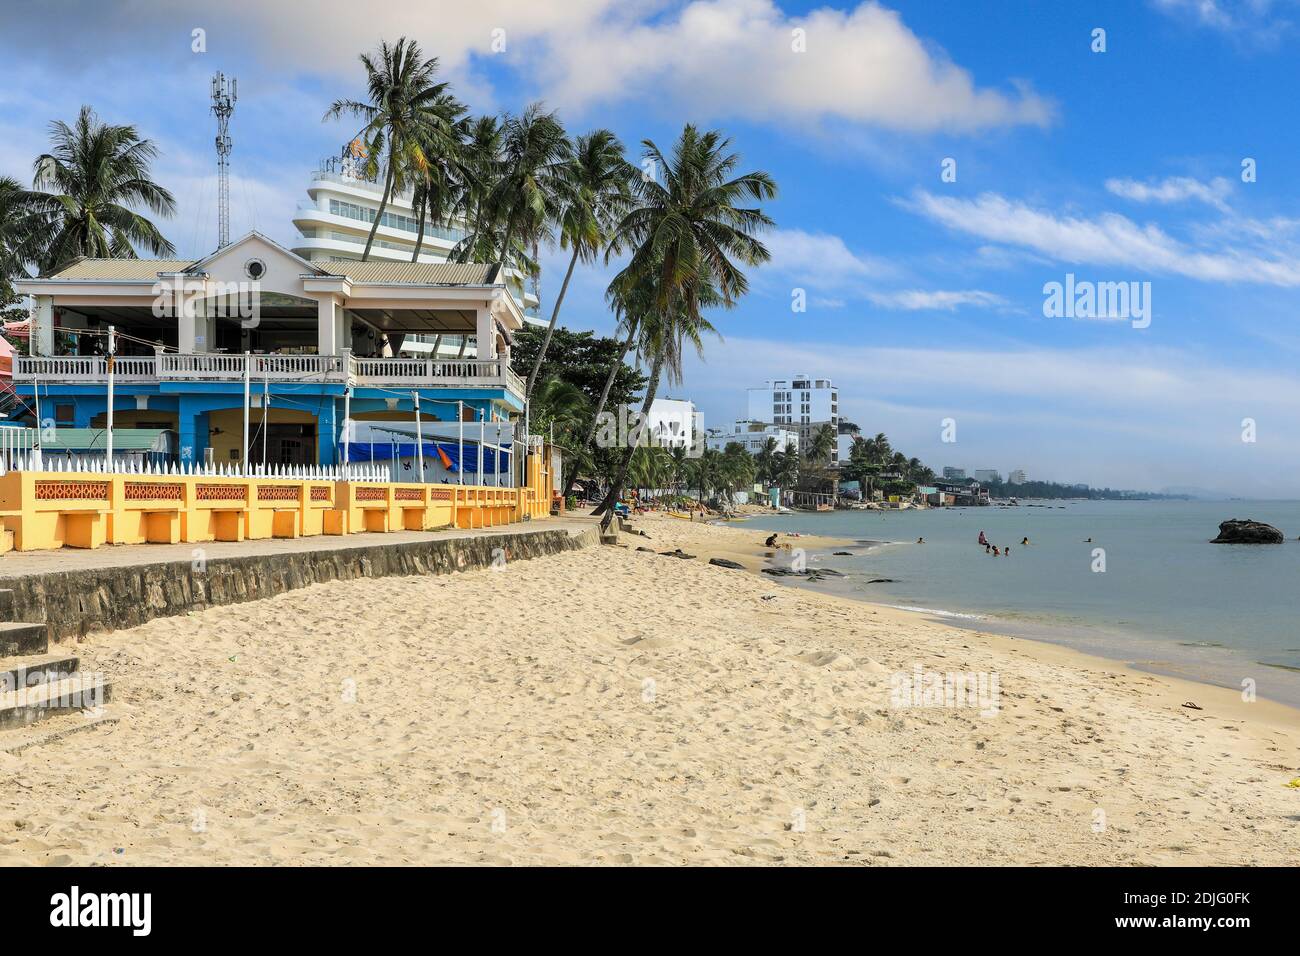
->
[410, 194, 427, 263]
[593, 351, 663, 526]
[524, 245, 579, 401]
[564, 319, 637, 501]
[362, 162, 395, 262]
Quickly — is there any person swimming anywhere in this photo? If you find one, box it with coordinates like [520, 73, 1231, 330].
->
[1084, 537, 1092, 543]
[985, 543, 992, 553]
[993, 546, 1001, 556]
[1021, 537, 1029, 546]
[917, 537, 925, 544]
[978, 530, 988, 546]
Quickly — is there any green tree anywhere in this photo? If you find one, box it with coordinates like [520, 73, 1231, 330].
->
[807, 423, 836, 465]
[524, 129, 633, 401]
[483, 104, 572, 269]
[31, 106, 175, 273]
[325, 38, 461, 261]
[593, 124, 776, 523]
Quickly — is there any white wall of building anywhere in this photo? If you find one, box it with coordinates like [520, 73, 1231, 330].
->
[707, 420, 799, 455]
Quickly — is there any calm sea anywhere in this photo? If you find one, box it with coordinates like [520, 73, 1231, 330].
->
[752, 500, 1300, 706]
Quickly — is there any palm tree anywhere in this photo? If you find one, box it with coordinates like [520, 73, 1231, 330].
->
[30, 106, 175, 274]
[483, 104, 572, 269]
[325, 38, 461, 261]
[0, 176, 44, 290]
[408, 101, 470, 262]
[524, 129, 632, 402]
[453, 115, 504, 262]
[808, 423, 836, 465]
[592, 125, 776, 523]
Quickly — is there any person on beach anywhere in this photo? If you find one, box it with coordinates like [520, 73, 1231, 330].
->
[764, 533, 778, 548]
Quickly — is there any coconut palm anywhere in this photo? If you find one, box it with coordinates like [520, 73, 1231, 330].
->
[524, 129, 633, 401]
[592, 124, 776, 523]
[30, 106, 175, 273]
[325, 38, 462, 261]
[482, 104, 572, 268]
[408, 103, 470, 262]
[808, 423, 836, 465]
[452, 115, 504, 263]
[0, 176, 44, 291]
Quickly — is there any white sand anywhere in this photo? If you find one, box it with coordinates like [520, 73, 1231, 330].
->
[2, 513, 1298, 865]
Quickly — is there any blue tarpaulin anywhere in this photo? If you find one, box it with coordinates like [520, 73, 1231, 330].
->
[344, 441, 510, 474]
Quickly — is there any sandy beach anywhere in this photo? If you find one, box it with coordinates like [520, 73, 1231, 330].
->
[2, 512, 1298, 866]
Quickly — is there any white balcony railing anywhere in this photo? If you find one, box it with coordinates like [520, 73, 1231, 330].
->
[13, 352, 523, 396]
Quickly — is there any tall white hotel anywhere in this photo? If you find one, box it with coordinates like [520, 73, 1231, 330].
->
[747, 375, 842, 461]
[291, 149, 544, 357]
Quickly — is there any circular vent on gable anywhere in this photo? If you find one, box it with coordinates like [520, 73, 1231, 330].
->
[244, 258, 266, 280]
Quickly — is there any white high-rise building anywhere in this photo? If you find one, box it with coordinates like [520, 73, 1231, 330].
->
[746, 375, 840, 460]
[974, 469, 1001, 484]
[1008, 469, 1028, 485]
[292, 149, 543, 359]
[942, 466, 966, 480]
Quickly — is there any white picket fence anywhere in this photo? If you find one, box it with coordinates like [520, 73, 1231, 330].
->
[0, 453, 388, 482]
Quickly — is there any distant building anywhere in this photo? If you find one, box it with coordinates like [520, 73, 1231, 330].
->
[974, 469, 1000, 484]
[835, 420, 861, 466]
[942, 466, 966, 480]
[747, 375, 840, 461]
[1008, 469, 1027, 485]
[707, 420, 799, 455]
[646, 398, 698, 450]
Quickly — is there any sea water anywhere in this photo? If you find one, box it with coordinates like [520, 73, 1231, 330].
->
[753, 499, 1300, 706]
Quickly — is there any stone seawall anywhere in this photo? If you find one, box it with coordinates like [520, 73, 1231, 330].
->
[8, 525, 599, 642]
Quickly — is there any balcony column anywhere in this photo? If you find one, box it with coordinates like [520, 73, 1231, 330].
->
[475, 307, 495, 361]
[177, 291, 198, 353]
[316, 296, 340, 356]
[31, 295, 54, 356]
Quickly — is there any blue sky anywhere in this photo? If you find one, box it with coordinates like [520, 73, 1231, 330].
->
[4, 0, 1300, 494]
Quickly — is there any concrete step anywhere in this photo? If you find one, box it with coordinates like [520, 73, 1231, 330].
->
[0, 652, 80, 693]
[0, 621, 47, 657]
[0, 712, 118, 754]
[0, 674, 111, 731]
[0, 589, 15, 622]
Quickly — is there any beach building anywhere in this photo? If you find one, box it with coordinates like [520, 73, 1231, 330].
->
[836, 420, 861, 465]
[942, 466, 966, 480]
[291, 146, 544, 362]
[706, 420, 799, 455]
[1008, 469, 1027, 484]
[746, 375, 840, 461]
[974, 469, 1001, 484]
[645, 398, 699, 451]
[12, 232, 527, 472]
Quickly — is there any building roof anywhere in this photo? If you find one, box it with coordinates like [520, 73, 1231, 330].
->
[321, 261, 502, 286]
[45, 258, 195, 280]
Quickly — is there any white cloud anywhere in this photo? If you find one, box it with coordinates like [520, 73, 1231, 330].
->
[532, 0, 1053, 132]
[906, 190, 1300, 286]
[867, 289, 1006, 311]
[1104, 175, 1232, 211]
[1, 1, 1051, 135]
[763, 228, 894, 286]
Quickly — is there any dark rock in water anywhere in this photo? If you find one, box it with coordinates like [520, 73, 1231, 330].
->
[761, 567, 795, 576]
[833, 551, 854, 556]
[708, 557, 745, 569]
[866, 578, 896, 584]
[659, 549, 696, 559]
[1211, 519, 1284, 544]
[810, 568, 844, 577]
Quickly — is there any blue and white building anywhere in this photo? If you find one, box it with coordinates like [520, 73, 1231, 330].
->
[13, 232, 526, 472]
